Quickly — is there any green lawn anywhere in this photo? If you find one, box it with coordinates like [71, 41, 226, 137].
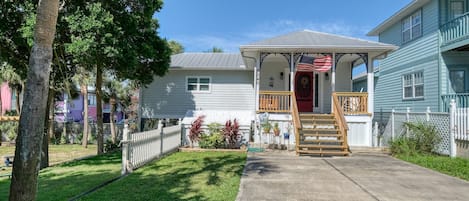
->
[0, 144, 98, 165]
[0, 152, 121, 201]
[80, 151, 247, 201]
[396, 154, 469, 181]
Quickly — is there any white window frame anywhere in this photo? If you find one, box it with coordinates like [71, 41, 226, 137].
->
[402, 10, 422, 43]
[186, 76, 211, 93]
[88, 94, 97, 106]
[402, 71, 424, 100]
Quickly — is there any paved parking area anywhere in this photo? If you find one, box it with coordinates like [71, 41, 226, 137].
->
[236, 151, 469, 201]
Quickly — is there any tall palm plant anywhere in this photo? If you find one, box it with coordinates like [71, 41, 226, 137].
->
[104, 76, 132, 144]
[72, 66, 94, 148]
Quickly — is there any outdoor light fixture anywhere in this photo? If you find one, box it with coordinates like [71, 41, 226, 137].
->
[325, 72, 329, 80]
[280, 72, 284, 80]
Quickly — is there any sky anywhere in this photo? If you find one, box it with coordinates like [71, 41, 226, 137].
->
[156, 0, 413, 53]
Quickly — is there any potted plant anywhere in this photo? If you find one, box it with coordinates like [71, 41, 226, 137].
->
[262, 122, 272, 134]
[273, 122, 280, 136]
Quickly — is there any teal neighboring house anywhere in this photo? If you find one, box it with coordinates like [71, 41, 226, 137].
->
[368, 0, 469, 113]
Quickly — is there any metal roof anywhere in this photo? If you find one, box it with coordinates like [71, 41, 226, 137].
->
[240, 30, 397, 52]
[367, 0, 430, 36]
[170, 53, 246, 70]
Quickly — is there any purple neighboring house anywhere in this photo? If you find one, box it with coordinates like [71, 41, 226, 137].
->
[54, 92, 124, 123]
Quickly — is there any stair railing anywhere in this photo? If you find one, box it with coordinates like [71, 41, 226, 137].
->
[291, 91, 301, 153]
[332, 92, 349, 152]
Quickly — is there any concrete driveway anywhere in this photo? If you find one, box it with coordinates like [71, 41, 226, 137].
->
[236, 150, 469, 201]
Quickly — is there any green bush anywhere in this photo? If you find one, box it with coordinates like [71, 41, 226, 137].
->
[390, 121, 441, 156]
[199, 123, 224, 149]
[0, 121, 18, 141]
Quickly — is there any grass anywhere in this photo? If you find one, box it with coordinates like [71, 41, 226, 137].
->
[396, 153, 469, 181]
[80, 151, 247, 201]
[0, 151, 121, 201]
[0, 144, 98, 165]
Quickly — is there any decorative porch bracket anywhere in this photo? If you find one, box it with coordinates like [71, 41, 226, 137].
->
[355, 53, 369, 72]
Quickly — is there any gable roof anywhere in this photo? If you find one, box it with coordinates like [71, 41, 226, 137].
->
[240, 30, 397, 53]
[367, 0, 431, 36]
[170, 53, 246, 70]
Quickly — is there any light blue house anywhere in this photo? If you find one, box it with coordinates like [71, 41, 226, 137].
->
[369, 0, 469, 114]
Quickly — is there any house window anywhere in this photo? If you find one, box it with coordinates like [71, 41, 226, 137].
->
[402, 71, 424, 100]
[450, 0, 466, 19]
[11, 89, 17, 112]
[402, 10, 422, 43]
[186, 77, 211, 92]
[88, 94, 96, 106]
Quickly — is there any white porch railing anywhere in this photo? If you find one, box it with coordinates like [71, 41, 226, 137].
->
[121, 124, 181, 175]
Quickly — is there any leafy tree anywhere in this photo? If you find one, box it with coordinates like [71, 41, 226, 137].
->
[168, 40, 184, 54]
[9, 0, 60, 200]
[208, 46, 224, 53]
[72, 67, 94, 148]
[66, 1, 171, 154]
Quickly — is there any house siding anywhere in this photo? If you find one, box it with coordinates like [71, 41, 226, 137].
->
[140, 70, 255, 119]
[375, 0, 440, 114]
[379, 0, 439, 46]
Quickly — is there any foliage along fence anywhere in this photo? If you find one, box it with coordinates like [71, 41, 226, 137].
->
[121, 123, 181, 175]
[379, 99, 469, 157]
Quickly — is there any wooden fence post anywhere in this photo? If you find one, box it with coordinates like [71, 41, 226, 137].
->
[450, 99, 457, 158]
[391, 108, 395, 141]
[121, 123, 130, 175]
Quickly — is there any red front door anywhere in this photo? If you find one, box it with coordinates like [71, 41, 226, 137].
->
[295, 72, 314, 112]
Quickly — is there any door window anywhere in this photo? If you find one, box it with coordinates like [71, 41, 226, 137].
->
[450, 70, 466, 93]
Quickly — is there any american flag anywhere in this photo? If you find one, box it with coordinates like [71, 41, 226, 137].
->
[296, 55, 332, 72]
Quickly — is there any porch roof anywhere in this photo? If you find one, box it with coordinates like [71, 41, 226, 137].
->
[240, 30, 397, 54]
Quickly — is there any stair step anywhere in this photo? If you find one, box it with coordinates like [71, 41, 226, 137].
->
[302, 133, 342, 137]
[302, 139, 344, 143]
[302, 128, 340, 132]
[297, 150, 350, 156]
[298, 144, 345, 149]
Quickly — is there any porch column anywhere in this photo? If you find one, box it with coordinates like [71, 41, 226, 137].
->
[367, 55, 374, 117]
[255, 53, 261, 112]
[331, 53, 336, 112]
[331, 53, 336, 92]
[290, 53, 294, 93]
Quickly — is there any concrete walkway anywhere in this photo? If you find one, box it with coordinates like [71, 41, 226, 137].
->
[236, 150, 469, 201]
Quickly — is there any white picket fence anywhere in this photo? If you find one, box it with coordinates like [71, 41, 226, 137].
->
[380, 100, 469, 157]
[121, 123, 182, 175]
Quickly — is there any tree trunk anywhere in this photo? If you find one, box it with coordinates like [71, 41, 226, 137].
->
[0, 87, 3, 115]
[41, 88, 55, 169]
[48, 90, 55, 143]
[96, 66, 104, 154]
[82, 84, 89, 148]
[110, 97, 116, 144]
[9, 0, 59, 200]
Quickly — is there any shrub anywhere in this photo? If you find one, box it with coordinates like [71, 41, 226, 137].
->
[199, 123, 224, 149]
[390, 121, 441, 156]
[0, 121, 18, 141]
[189, 115, 205, 147]
[223, 119, 240, 149]
[104, 139, 121, 153]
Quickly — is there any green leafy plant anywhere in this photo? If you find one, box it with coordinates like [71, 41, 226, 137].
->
[390, 121, 441, 156]
[262, 122, 272, 134]
[0, 121, 18, 141]
[199, 123, 224, 149]
[273, 122, 280, 136]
